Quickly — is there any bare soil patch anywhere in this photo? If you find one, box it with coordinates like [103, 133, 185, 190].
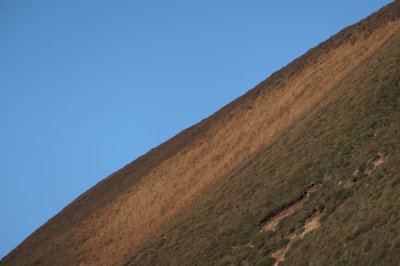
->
[271, 211, 321, 265]
[262, 200, 304, 232]
[261, 186, 317, 232]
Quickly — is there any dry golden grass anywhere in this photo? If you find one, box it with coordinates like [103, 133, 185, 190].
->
[127, 24, 400, 265]
[52, 22, 400, 266]
[2, 4, 400, 265]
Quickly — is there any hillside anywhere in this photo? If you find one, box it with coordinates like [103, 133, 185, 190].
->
[2, 2, 400, 266]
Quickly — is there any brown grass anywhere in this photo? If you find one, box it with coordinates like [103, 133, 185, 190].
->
[126, 22, 400, 265]
[74, 23, 398, 265]
[2, 3, 400, 265]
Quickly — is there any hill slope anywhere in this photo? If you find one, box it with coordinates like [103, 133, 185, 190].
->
[2, 2, 400, 266]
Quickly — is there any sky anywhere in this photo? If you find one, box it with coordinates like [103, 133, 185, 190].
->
[0, 0, 393, 259]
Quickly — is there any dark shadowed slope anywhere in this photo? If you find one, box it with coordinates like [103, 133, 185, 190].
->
[2, 2, 400, 266]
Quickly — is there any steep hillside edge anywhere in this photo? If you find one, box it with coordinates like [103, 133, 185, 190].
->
[126, 25, 400, 265]
[2, 2, 399, 266]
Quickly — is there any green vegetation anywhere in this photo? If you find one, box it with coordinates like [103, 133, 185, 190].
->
[2, 3, 398, 266]
[126, 25, 400, 266]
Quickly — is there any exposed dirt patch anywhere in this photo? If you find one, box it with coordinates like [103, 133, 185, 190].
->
[271, 211, 321, 265]
[365, 152, 386, 175]
[262, 200, 304, 232]
[271, 247, 287, 266]
[3, 5, 400, 266]
[299, 211, 321, 239]
[373, 153, 386, 168]
[261, 186, 317, 232]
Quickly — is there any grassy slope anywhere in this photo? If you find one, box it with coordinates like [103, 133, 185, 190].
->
[2, 2, 400, 266]
[282, 29, 400, 266]
[126, 12, 400, 266]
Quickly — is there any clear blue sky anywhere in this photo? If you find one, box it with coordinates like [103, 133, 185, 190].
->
[0, 0, 392, 259]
